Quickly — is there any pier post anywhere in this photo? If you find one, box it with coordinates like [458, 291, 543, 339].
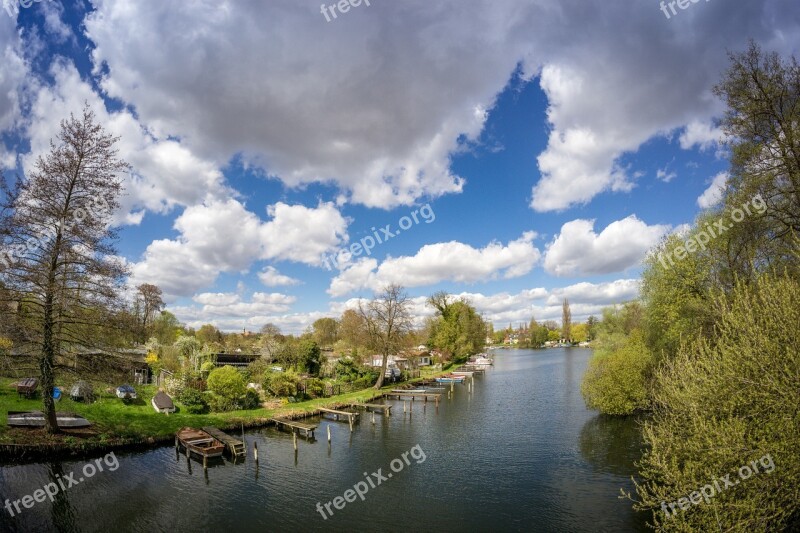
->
[293, 431, 298, 451]
[372, 412, 376, 424]
[327, 425, 331, 443]
[349, 415, 354, 432]
[203, 455, 207, 470]
[254, 441, 259, 463]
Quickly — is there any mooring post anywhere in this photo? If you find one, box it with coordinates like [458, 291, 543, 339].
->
[293, 431, 298, 451]
[254, 441, 259, 463]
[203, 455, 207, 470]
[327, 425, 331, 443]
[372, 412, 375, 424]
[403, 401, 407, 413]
[348, 415, 354, 432]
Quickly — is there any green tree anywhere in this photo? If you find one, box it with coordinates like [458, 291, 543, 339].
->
[359, 284, 413, 389]
[562, 299, 572, 341]
[427, 291, 486, 360]
[297, 339, 322, 375]
[312, 317, 338, 348]
[152, 311, 181, 345]
[206, 365, 246, 406]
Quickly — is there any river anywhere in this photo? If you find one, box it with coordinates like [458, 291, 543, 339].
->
[0, 348, 649, 532]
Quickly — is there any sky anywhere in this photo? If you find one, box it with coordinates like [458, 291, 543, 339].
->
[0, 0, 798, 334]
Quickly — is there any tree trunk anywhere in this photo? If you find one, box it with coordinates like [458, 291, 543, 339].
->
[41, 289, 58, 434]
[374, 351, 389, 389]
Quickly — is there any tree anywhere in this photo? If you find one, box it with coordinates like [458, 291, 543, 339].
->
[196, 323, 223, 345]
[0, 106, 128, 434]
[562, 299, 572, 342]
[338, 309, 366, 354]
[152, 311, 181, 345]
[297, 339, 322, 375]
[427, 292, 486, 360]
[133, 283, 164, 341]
[207, 365, 247, 409]
[586, 315, 598, 341]
[713, 41, 800, 280]
[257, 323, 282, 360]
[358, 284, 413, 389]
[312, 317, 338, 348]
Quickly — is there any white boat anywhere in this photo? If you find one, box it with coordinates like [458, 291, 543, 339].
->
[470, 354, 494, 366]
[451, 371, 474, 377]
[152, 391, 176, 414]
[116, 384, 137, 400]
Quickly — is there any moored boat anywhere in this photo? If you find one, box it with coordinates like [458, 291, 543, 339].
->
[176, 427, 225, 459]
[470, 353, 494, 366]
[435, 374, 466, 383]
[116, 384, 137, 400]
[451, 371, 474, 377]
[152, 391, 176, 414]
[7, 411, 91, 428]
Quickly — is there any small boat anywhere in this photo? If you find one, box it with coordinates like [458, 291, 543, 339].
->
[435, 374, 466, 383]
[451, 371, 474, 377]
[116, 385, 137, 400]
[7, 411, 91, 428]
[470, 354, 494, 366]
[152, 391, 176, 414]
[15, 378, 38, 398]
[176, 427, 225, 459]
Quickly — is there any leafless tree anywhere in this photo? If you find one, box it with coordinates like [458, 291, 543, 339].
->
[0, 106, 129, 434]
[358, 284, 412, 389]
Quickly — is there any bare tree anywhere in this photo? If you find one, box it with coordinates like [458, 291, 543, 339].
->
[134, 283, 164, 341]
[358, 284, 412, 389]
[0, 106, 129, 434]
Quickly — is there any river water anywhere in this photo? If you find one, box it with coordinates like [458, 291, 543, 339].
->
[0, 348, 649, 532]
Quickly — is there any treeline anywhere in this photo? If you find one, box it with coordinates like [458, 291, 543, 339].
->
[581, 43, 799, 531]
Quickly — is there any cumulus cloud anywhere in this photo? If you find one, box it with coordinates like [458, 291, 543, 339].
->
[131, 199, 348, 299]
[544, 216, 670, 277]
[697, 171, 728, 208]
[258, 266, 301, 287]
[327, 232, 541, 297]
[679, 120, 724, 151]
[657, 167, 677, 183]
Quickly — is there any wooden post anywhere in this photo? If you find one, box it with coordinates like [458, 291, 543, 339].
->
[450, 381, 454, 392]
[203, 455, 207, 469]
[293, 431, 298, 451]
[403, 401, 407, 413]
[348, 415, 353, 432]
[327, 425, 331, 443]
[253, 441, 259, 463]
[372, 412, 375, 424]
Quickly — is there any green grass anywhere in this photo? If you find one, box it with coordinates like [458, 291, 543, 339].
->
[0, 373, 441, 446]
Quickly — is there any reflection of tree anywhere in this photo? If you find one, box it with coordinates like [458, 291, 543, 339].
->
[579, 414, 645, 477]
[48, 462, 81, 533]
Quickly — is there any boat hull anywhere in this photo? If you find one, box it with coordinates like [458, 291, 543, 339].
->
[7, 411, 91, 428]
[176, 428, 226, 459]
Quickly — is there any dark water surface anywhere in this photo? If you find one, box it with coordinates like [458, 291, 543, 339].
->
[0, 348, 649, 532]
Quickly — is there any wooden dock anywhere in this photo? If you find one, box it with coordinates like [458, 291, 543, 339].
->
[317, 407, 359, 430]
[271, 418, 318, 438]
[349, 402, 392, 415]
[385, 390, 441, 403]
[201, 426, 246, 458]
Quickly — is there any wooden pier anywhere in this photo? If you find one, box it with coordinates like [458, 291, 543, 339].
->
[317, 407, 359, 430]
[201, 426, 246, 458]
[385, 390, 441, 403]
[349, 402, 392, 416]
[271, 418, 318, 438]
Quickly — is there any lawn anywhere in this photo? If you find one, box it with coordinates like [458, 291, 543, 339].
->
[0, 374, 432, 448]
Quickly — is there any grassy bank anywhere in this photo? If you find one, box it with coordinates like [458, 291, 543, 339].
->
[0, 371, 442, 455]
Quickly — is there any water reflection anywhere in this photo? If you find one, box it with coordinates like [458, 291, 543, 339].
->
[579, 413, 645, 476]
[47, 462, 80, 533]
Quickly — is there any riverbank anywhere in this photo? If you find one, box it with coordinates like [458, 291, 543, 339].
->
[0, 375, 442, 462]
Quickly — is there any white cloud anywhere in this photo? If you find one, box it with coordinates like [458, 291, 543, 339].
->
[131, 199, 348, 299]
[544, 216, 670, 277]
[679, 120, 724, 151]
[697, 171, 728, 208]
[328, 232, 541, 297]
[657, 167, 677, 183]
[258, 266, 301, 287]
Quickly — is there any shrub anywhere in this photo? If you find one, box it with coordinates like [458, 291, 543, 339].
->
[264, 371, 299, 397]
[635, 274, 800, 531]
[177, 388, 209, 414]
[207, 365, 246, 403]
[241, 388, 262, 409]
[304, 378, 326, 398]
[581, 330, 654, 415]
[352, 373, 377, 390]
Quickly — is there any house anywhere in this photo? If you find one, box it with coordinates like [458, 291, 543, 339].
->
[415, 354, 431, 366]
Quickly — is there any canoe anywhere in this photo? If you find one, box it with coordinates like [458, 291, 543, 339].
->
[116, 385, 137, 400]
[152, 391, 176, 414]
[176, 427, 225, 459]
[7, 411, 91, 428]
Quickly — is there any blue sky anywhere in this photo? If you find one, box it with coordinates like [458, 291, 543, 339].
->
[1, 0, 797, 333]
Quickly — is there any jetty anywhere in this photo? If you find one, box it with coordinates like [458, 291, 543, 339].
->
[317, 407, 359, 430]
[349, 402, 392, 416]
[385, 390, 441, 403]
[202, 426, 246, 458]
[271, 418, 318, 439]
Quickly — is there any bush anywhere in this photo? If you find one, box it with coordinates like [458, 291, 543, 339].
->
[304, 378, 325, 398]
[177, 388, 209, 414]
[207, 392, 236, 412]
[635, 274, 800, 531]
[241, 388, 262, 409]
[207, 366, 246, 402]
[264, 371, 300, 397]
[581, 330, 654, 415]
[352, 373, 377, 390]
